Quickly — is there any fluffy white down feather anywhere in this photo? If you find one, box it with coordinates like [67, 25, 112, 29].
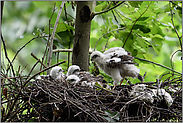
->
[50, 66, 66, 82]
[129, 84, 173, 107]
[66, 75, 80, 85]
[36, 75, 50, 80]
[91, 47, 140, 86]
[67, 65, 80, 76]
[67, 65, 110, 89]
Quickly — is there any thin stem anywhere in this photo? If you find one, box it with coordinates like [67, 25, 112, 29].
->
[40, 3, 56, 71]
[47, 1, 66, 72]
[170, 50, 181, 74]
[2, 61, 66, 122]
[1, 34, 15, 77]
[122, 1, 152, 48]
[169, 1, 182, 50]
[134, 56, 182, 75]
[94, 27, 126, 51]
[91, 1, 125, 20]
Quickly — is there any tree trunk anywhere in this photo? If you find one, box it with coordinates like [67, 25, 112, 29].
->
[72, 1, 93, 71]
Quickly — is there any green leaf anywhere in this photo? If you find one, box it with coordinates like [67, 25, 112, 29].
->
[128, 1, 143, 8]
[143, 53, 154, 63]
[133, 24, 151, 33]
[132, 49, 138, 56]
[159, 71, 173, 81]
[44, 25, 53, 34]
[67, 25, 75, 31]
[56, 23, 68, 33]
[136, 37, 147, 50]
[137, 17, 149, 21]
[56, 30, 74, 47]
[118, 31, 134, 40]
[95, 5, 103, 12]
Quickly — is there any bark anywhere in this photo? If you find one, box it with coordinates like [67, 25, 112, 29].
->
[1, 1, 4, 22]
[72, 1, 93, 71]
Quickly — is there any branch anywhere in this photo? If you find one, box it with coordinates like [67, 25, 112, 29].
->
[122, 1, 152, 48]
[2, 61, 66, 122]
[94, 27, 126, 51]
[169, 1, 182, 50]
[90, 1, 125, 20]
[1, 1, 4, 22]
[53, 49, 93, 54]
[134, 57, 182, 75]
[1, 33, 15, 77]
[170, 50, 182, 75]
[11, 36, 42, 63]
[31, 53, 47, 68]
[111, 93, 146, 120]
[40, 3, 56, 71]
[47, 1, 66, 71]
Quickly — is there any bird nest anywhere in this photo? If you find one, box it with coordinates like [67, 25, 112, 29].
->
[1, 71, 182, 122]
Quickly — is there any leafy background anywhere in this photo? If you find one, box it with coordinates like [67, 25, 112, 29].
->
[1, 1, 182, 84]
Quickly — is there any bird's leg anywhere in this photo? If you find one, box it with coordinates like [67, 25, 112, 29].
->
[111, 68, 122, 90]
[119, 78, 125, 85]
[112, 85, 116, 90]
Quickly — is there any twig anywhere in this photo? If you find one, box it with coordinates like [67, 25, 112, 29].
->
[66, 99, 99, 122]
[53, 49, 93, 54]
[1, 1, 4, 22]
[169, 2, 182, 50]
[2, 61, 66, 122]
[11, 36, 43, 64]
[1, 33, 15, 77]
[47, 1, 66, 71]
[6, 101, 29, 122]
[28, 92, 49, 121]
[103, 1, 112, 11]
[94, 27, 126, 51]
[90, 1, 125, 20]
[122, 1, 152, 48]
[170, 49, 182, 75]
[40, 3, 56, 71]
[63, 3, 71, 69]
[134, 56, 182, 75]
[111, 93, 146, 120]
[31, 53, 47, 68]
[26, 60, 39, 80]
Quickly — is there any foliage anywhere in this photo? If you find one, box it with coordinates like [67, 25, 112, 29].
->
[1, 1, 182, 122]
[2, 1, 182, 78]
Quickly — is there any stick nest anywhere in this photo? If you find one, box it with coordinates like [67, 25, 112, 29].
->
[1, 73, 182, 122]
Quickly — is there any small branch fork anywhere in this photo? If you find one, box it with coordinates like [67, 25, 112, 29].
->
[40, 3, 56, 71]
[47, 1, 66, 72]
[122, 1, 152, 48]
[1, 61, 66, 122]
[1, 34, 16, 77]
[169, 1, 182, 50]
[134, 56, 182, 75]
[90, 1, 125, 20]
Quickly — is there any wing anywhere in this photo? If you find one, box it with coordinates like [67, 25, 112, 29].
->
[103, 47, 126, 55]
[103, 47, 128, 62]
[105, 54, 137, 68]
[77, 71, 103, 83]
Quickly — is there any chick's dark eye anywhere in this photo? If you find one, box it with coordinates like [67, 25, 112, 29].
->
[58, 69, 62, 72]
[92, 55, 99, 59]
[70, 79, 75, 82]
[73, 69, 80, 74]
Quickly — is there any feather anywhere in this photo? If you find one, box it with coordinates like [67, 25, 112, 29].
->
[91, 47, 142, 88]
[67, 65, 110, 89]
